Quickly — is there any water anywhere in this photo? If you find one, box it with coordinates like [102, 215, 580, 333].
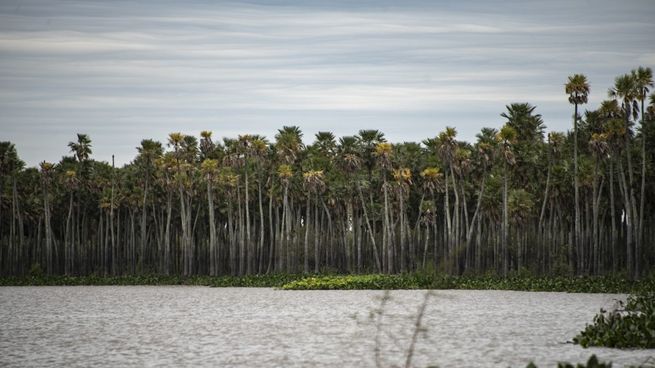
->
[0, 287, 652, 367]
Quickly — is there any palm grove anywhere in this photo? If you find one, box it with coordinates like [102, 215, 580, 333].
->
[1, 68, 654, 279]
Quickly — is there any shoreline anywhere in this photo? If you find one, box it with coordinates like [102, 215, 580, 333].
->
[0, 274, 651, 293]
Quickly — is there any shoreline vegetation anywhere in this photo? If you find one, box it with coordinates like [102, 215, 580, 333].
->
[1, 273, 653, 293]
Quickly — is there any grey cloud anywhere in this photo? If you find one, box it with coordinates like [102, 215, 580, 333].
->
[0, 0, 653, 166]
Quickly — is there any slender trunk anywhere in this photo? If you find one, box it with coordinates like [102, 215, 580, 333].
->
[304, 193, 310, 273]
[609, 158, 617, 272]
[245, 169, 251, 275]
[267, 187, 274, 274]
[625, 108, 637, 278]
[164, 190, 172, 275]
[257, 179, 265, 274]
[619, 159, 633, 276]
[502, 161, 509, 277]
[207, 180, 217, 275]
[383, 174, 392, 273]
[357, 182, 381, 272]
[65, 191, 73, 275]
[43, 180, 53, 274]
[140, 177, 148, 272]
[573, 102, 581, 275]
[638, 97, 646, 278]
[399, 187, 406, 273]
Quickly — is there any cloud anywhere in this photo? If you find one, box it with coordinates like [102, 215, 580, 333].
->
[0, 0, 653, 166]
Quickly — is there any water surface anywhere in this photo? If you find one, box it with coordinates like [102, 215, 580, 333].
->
[0, 287, 652, 367]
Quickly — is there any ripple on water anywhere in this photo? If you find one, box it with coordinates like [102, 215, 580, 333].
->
[0, 287, 652, 367]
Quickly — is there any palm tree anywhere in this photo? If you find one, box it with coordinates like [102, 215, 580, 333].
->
[338, 136, 381, 272]
[608, 73, 639, 278]
[201, 158, 220, 275]
[357, 129, 386, 181]
[277, 164, 293, 272]
[419, 167, 444, 268]
[303, 170, 325, 273]
[392, 167, 412, 272]
[589, 132, 609, 273]
[437, 127, 458, 271]
[632, 66, 653, 277]
[199, 130, 217, 160]
[39, 161, 55, 274]
[135, 139, 162, 272]
[275, 126, 303, 272]
[565, 74, 589, 275]
[497, 125, 517, 276]
[250, 136, 269, 273]
[62, 169, 78, 274]
[375, 142, 394, 273]
[68, 134, 92, 164]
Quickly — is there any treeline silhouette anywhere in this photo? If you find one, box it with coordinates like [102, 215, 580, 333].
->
[1, 68, 654, 278]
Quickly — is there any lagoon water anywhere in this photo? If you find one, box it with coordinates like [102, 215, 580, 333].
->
[0, 287, 652, 367]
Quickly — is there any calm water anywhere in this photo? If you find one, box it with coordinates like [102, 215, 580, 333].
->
[0, 287, 652, 367]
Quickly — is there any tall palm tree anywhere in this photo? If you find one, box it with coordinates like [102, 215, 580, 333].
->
[392, 167, 412, 272]
[419, 167, 444, 268]
[497, 125, 517, 277]
[608, 73, 639, 278]
[565, 74, 589, 275]
[135, 139, 162, 272]
[303, 170, 325, 273]
[338, 136, 380, 272]
[437, 127, 458, 271]
[275, 126, 303, 272]
[375, 142, 394, 273]
[39, 161, 55, 274]
[277, 164, 293, 272]
[589, 132, 609, 273]
[201, 158, 220, 275]
[632, 66, 653, 277]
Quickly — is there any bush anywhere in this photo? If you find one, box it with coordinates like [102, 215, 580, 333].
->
[573, 292, 655, 348]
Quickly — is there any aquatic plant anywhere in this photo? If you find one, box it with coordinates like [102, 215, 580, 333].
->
[573, 292, 655, 348]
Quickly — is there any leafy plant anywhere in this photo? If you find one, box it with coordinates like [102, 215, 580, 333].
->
[573, 292, 655, 348]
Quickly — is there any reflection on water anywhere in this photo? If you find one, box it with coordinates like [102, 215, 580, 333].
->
[0, 287, 652, 367]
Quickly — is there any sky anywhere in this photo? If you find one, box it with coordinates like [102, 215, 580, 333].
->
[1, 0, 654, 167]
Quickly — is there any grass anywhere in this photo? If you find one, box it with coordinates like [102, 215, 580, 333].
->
[3, 272, 651, 293]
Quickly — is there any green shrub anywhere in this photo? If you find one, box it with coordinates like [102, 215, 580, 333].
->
[573, 292, 655, 348]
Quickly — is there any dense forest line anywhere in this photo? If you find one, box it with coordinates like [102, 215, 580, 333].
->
[1, 68, 654, 278]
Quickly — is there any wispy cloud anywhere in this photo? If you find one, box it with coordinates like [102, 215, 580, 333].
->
[0, 0, 653, 165]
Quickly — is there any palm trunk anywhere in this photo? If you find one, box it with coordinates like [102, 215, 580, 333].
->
[502, 161, 509, 277]
[244, 169, 251, 275]
[357, 182, 381, 272]
[618, 159, 633, 276]
[304, 193, 310, 273]
[257, 179, 265, 274]
[638, 97, 646, 278]
[207, 180, 217, 275]
[573, 102, 581, 275]
[164, 191, 172, 275]
[43, 180, 53, 274]
[624, 109, 637, 278]
[65, 191, 73, 275]
[140, 177, 148, 272]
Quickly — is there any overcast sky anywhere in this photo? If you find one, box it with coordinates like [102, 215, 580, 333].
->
[1, 0, 653, 167]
